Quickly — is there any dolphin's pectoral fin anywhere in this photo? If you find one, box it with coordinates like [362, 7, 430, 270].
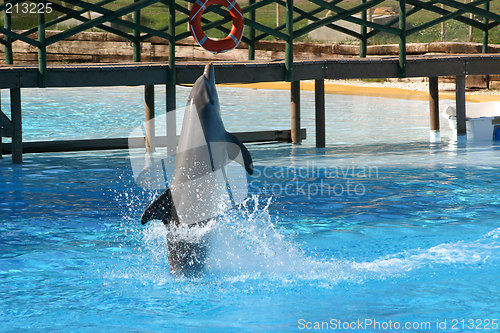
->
[225, 132, 254, 176]
[141, 188, 174, 225]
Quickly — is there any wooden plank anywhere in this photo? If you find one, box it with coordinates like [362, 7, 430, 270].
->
[406, 57, 465, 77]
[176, 62, 286, 84]
[324, 59, 399, 79]
[175, 64, 205, 85]
[216, 63, 285, 84]
[234, 129, 306, 143]
[294, 61, 325, 81]
[0, 55, 500, 88]
[466, 58, 500, 75]
[0, 70, 28, 89]
[46, 66, 168, 87]
[0, 129, 307, 154]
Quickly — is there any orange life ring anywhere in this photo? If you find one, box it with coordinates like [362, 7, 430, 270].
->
[189, 0, 245, 54]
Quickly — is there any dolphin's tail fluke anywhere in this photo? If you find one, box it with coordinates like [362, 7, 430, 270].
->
[141, 188, 175, 225]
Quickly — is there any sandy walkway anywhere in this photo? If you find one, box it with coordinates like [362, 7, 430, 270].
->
[221, 80, 500, 103]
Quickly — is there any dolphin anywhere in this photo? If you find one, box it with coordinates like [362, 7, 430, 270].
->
[140, 63, 253, 276]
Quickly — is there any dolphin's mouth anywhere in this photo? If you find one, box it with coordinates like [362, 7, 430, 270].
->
[203, 62, 215, 82]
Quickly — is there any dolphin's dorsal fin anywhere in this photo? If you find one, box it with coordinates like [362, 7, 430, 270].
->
[141, 188, 176, 225]
[225, 132, 254, 175]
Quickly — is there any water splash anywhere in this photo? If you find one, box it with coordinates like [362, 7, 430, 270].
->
[353, 229, 500, 277]
[114, 188, 500, 288]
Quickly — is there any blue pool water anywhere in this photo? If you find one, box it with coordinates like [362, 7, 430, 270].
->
[1, 87, 500, 332]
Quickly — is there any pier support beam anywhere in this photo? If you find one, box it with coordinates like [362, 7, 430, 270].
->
[291, 81, 301, 144]
[428, 77, 440, 142]
[166, 83, 176, 155]
[315, 79, 325, 148]
[0, 90, 2, 159]
[144, 85, 155, 152]
[166, 69, 176, 155]
[455, 75, 466, 136]
[10, 88, 22, 163]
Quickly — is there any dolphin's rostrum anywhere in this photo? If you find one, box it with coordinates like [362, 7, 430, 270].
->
[141, 63, 253, 276]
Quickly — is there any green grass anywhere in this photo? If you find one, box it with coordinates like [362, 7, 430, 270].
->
[1, 0, 498, 45]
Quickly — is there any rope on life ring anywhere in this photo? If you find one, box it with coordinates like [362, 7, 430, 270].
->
[189, 0, 245, 54]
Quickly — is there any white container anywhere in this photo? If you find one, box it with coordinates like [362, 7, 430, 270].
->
[442, 102, 500, 141]
[467, 116, 495, 140]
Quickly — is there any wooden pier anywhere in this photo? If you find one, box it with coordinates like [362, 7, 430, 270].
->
[1, 54, 500, 163]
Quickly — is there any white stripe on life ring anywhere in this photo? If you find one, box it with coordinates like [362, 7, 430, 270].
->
[199, 35, 208, 45]
[226, 0, 243, 18]
[226, 0, 236, 11]
[191, 0, 208, 20]
[228, 33, 238, 43]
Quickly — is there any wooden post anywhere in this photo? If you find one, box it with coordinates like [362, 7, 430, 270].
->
[285, 0, 294, 82]
[133, 0, 141, 62]
[10, 88, 22, 164]
[276, 3, 280, 27]
[398, 0, 406, 78]
[483, 0, 490, 89]
[291, 81, 301, 144]
[455, 75, 466, 136]
[429, 77, 440, 131]
[187, 3, 192, 31]
[167, 0, 177, 155]
[4, 1, 13, 65]
[440, 4, 445, 40]
[145, 85, 155, 152]
[248, 0, 256, 60]
[360, 0, 367, 58]
[428, 77, 440, 142]
[468, 0, 474, 42]
[482, 0, 489, 54]
[38, 6, 47, 88]
[315, 79, 325, 148]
